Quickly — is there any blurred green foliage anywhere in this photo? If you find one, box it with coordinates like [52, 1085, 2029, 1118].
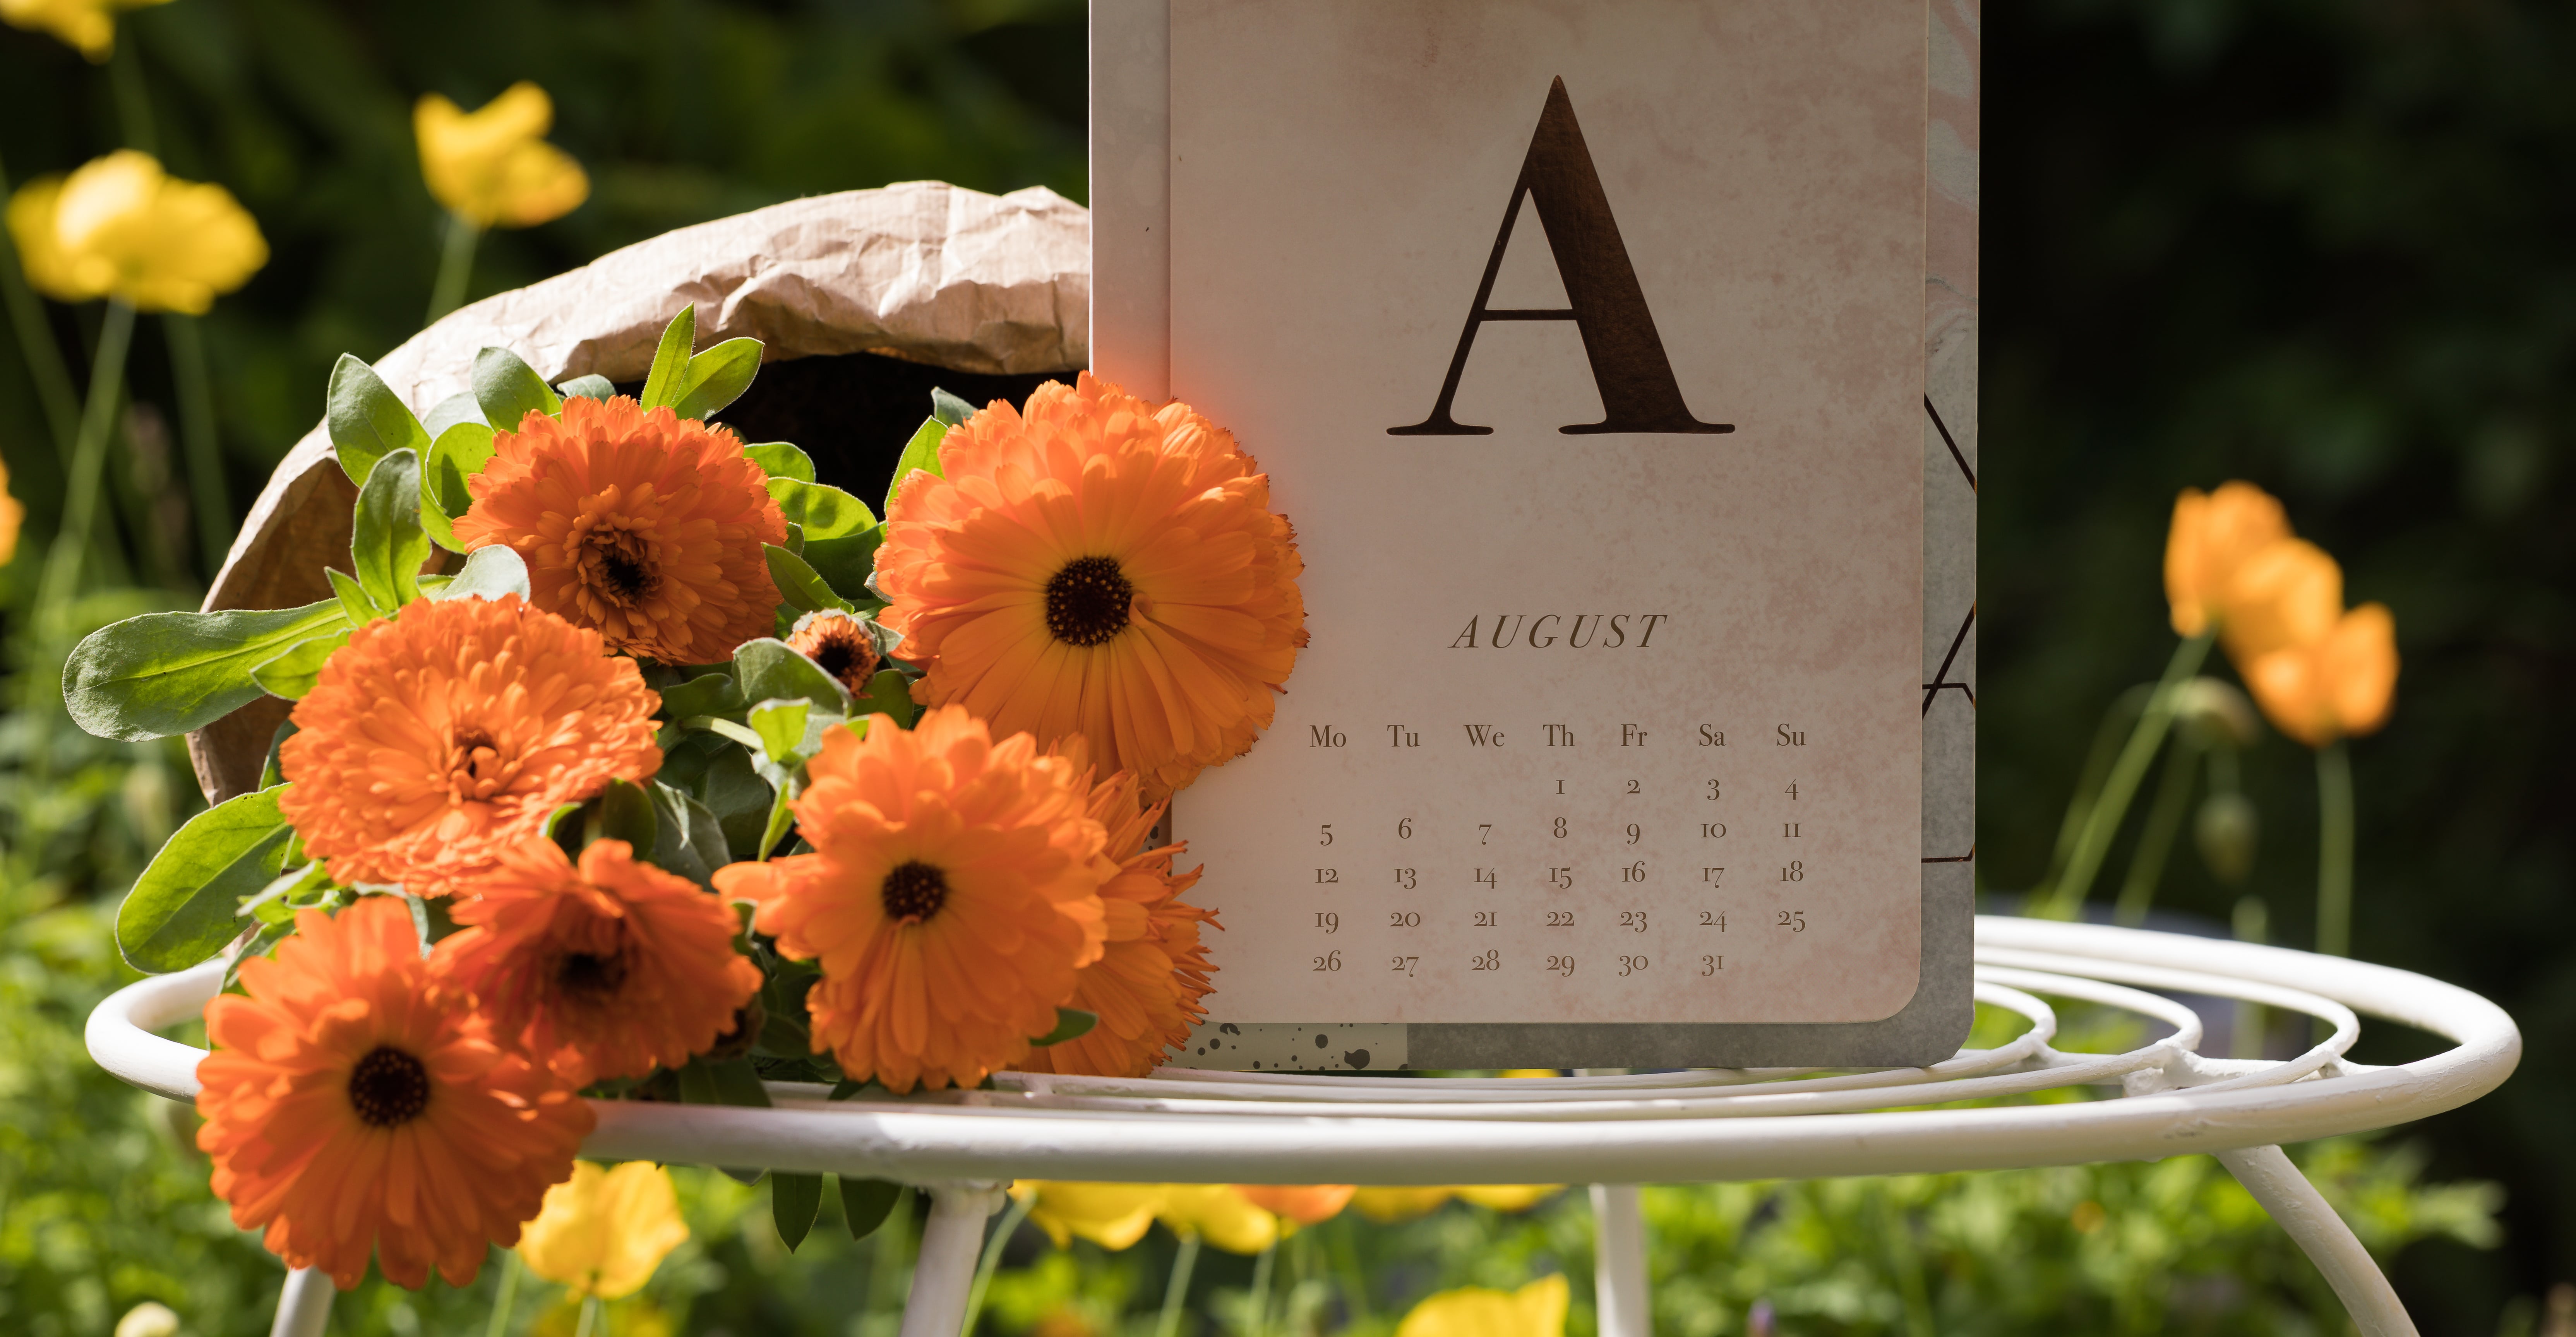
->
[0, 0, 2558, 1331]
[1987, 0, 2576, 1328]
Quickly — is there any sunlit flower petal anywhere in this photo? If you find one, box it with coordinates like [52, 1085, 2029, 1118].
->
[1396, 1275, 1569, 1337]
[516, 1160, 690, 1301]
[415, 83, 590, 229]
[6, 151, 264, 312]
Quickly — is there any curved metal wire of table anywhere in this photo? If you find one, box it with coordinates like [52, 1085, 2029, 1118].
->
[89, 916, 2519, 1337]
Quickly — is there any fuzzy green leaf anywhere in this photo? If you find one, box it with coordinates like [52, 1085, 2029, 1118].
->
[883, 416, 946, 519]
[353, 449, 429, 610]
[735, 637, 856, 716]
[772, 1174, 824, 1251]
[747, 442, 815, 483]
[326, 568, 380, 626]
[658, 672, 746, 721]
[422, 421, 497, 552]
[930, 386, 977, 428]
[427, 544, 530, 603]
[801, 526, 883, 599]
[116, 787, 292, 973]
[1030, 1007, 1098, 1047]
[555, 373, 617, 402]
[767, 479, 875, 540]
[249, 629, 350, 700]
[639, 306, 697, 411]
[326, 355, 432, 487]
[64, 600, 352, 741]
[422, 390, 487, 438]
[842, 1178, 901, 1241]
[672, 338, 761, 421]
[764, 545, 854, 616]
[472, 346, 560, 433]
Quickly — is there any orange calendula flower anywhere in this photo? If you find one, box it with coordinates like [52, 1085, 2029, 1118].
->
[2245, 603, 2398, 748]
[433, 838, 763, 1085]
[278, 595, 661, 895]
[876, 373, 1308, 798]
[2164, 481, 2291, 639]
[454, 395, 787, 664]
[713, 707, 1110, 1092]
[1016, 744, 1217, 1079]
[787, 608, 882, 697]
[194, 897, 592, 1291]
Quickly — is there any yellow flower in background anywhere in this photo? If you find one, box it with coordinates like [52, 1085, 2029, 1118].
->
[416, 82, 590, 229]
[2164, 481, 2291, 639]
[1156, 1185, 1278, 1254]
[2220, 537, 2343, 666]
[516, 1161, 690, 1301]
[0, 449, 23, 566]
[2246, 603, 2398, 748]
[0, 0, 170, 61]
[1014, 1182, 1168, 1251]
[1397, 1275, 1570, 1337]
[5, 151, 266, 313]
[1351, 1183, 1565, 1222]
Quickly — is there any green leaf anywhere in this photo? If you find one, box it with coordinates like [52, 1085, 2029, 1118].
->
[556, 373, 617, 402]
[801, 526, 884, 599]
[694, 745, 772, 863]
[422, 390, 487, 438]
[930, 386, 977, 428]
[326, 568, 380, 626]
[422, 421, 497, 552]
[841, 1178, 902, 1240]
[428, 545, 531, 602]
[735, 637, 856, 716]
[772, 1173, 824, 1251]
[249, 629, 350, 700]
[710, 1056, 772, 1108]
[353, 449, 430, 609]
[768, 479, 876, 539]
[883, 416, 947, 519]
[639, 306, 697, 411]
[765, 545, 854, 615]
[1031, 1007, 1098, 1047]
[746, 698, 816, 769]
[326, 355, 432, 487]
[672, 338, 761, 421]
[591, 777, 657, 853]
[859, 668, 916, 728]
[747, 442, 815, 483]
[646, 782, 728, 889]
[658, 671, 746, 721]
[260, 718, 297, 790]
[472, 346, 560, 432]
[116, 787, 293, 972]
[64, 599, 353, 742]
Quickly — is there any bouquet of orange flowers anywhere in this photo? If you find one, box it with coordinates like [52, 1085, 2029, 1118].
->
[63, 307, 1308, 1290]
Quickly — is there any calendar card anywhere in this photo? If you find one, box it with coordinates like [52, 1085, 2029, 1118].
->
[1091, 0, 1979, 1069]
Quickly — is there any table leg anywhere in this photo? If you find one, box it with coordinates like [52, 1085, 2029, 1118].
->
[900, 1181, 1006, 1337]
[2215, 1145, 2418, 1337]
[1590, 1183, 1651, 1337]
[269, 1266, 331, 1337]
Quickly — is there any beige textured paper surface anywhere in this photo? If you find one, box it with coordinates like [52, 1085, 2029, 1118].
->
[189, 181, 1089, 803]
[1166, 0, 1927, 1027]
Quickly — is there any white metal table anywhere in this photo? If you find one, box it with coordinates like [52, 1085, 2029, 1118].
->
[88, 916, 2519, 1337]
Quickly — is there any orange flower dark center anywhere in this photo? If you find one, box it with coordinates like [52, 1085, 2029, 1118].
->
[1044, 556, 1134, 647]
[347, 1045, 431, 1127]
[555, 949, 631, 1000]
[581, 528, 660, 608]
[790, 615, 879, 693]
[446, 728, 514, 802]
[880, 860, 950, 924]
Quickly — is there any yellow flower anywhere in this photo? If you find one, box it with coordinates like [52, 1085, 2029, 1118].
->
[0, 448, 23, 566]
[2165, 481, 2291, 639]
[6, 151, 266, 313]
[0, 0, 169, 61]
[1351, 1184, 1564, 1222]
[416, 83, 590, 229]
[1014, 1181, 1168, 1251]
[1396, 1275, 1569, 1337]
[1156, 1185, 1278, 1254]
[2245, 603, 2398, 748]
[517, 1161, 690, 1301]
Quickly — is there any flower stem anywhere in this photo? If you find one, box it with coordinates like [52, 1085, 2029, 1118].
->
[1325, 1215, 1372, 1325]
[2315, 740, 2354, 958]
[1244, 1238, 1276, 1337]
[1155, 1231, 1202, 1337]
[2112, 733, 2201, 927]
[483, 1250, 522, 1337]
[36, 300, 139, 625]
[0, 153, 82, 457]
[960, 1190, 1032, 1335]
[163, 313, 230, 578]
[2232, 895, 2270, 1059]
[428, 212, 483, 324]
[110, 39, 158, 156]
[572, 1294, 602, 1337]
[2036, 632, 2213, 919]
